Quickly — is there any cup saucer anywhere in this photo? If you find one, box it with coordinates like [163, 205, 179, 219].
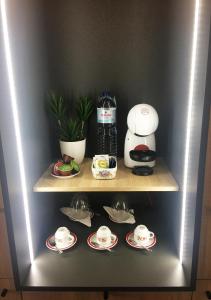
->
[126, 231, 156, 249]
[46, 232, 77, 252]
[87, 232, 118, 250]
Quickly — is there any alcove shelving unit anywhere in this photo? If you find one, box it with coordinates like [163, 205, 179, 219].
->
[0, 0, 210, 295]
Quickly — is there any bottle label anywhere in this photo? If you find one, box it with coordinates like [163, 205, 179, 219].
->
[97, 108, 116, 123]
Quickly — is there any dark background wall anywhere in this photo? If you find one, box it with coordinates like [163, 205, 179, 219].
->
[43, 0, 171, 157]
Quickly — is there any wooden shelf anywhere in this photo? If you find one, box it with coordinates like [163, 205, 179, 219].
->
[33, 158, 179, 192]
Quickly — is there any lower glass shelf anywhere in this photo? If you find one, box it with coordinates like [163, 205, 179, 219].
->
[22, 202, 189, 289]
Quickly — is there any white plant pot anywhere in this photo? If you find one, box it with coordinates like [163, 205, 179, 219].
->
[59, 139, 86, 164]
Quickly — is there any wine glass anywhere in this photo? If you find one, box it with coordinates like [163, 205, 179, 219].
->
[70, 193, 90, 220]
[111, 195, 129, 221]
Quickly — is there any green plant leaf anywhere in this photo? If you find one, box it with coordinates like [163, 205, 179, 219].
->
[47, 91, 92, 141]
[64, 118, 81, 141]
[48, 91, 67, 122]
[71, 160, 80, 172]
[76, 96, 94, 122]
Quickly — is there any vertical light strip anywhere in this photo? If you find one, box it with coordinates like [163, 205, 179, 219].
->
[179, 0, 201, 263]
[1, 0, 34, 262]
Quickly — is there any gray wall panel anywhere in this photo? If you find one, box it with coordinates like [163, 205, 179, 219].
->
[165, 0, 211, 280]
[0, 0, 52, 285]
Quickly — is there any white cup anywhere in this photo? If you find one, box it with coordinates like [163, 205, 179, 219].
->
[134, 225, 154, 245]
[55, 227, 73, 249]
[96, 226, 112, 246]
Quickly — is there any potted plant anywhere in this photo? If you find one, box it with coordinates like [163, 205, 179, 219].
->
[48, 92, 94, 164]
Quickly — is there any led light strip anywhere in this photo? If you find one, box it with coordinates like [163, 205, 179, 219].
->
[179, 0, 201, 263]
[1, 0, 34, 263]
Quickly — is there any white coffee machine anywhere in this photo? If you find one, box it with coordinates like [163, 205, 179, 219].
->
[124, 104, 159, 168]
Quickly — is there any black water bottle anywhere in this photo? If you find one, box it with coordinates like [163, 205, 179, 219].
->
[97, 92, 117, 157]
